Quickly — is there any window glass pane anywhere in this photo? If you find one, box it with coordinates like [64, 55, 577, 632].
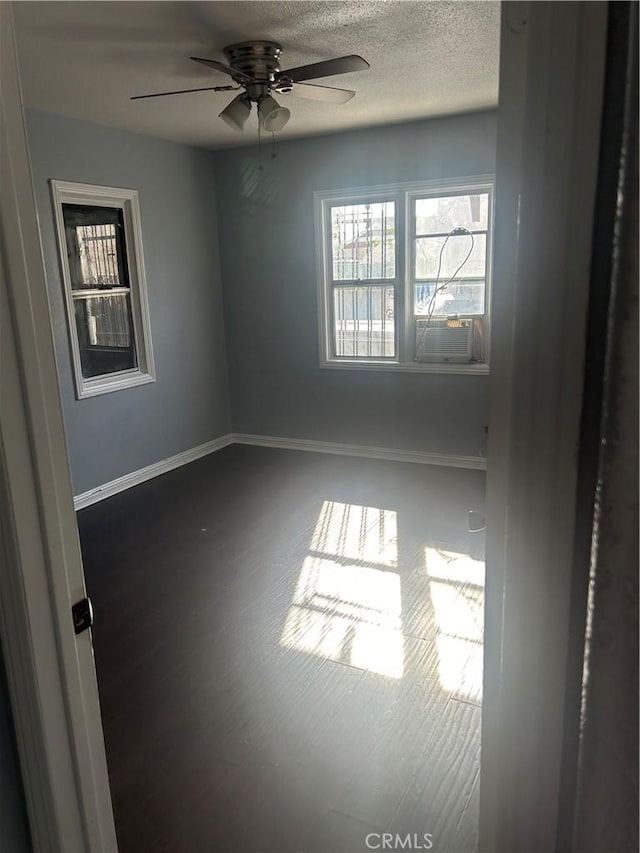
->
[331, 202, 395, 280]
[415, 232, 486, 280]
[74, 293, 137, 378]
[415, 193, 489, 234]
[63, 204, 129, 289]
[333, 286, 395, 358]
[415, 280, 485, 316]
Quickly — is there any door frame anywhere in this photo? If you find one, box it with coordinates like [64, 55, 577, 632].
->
[481, 2, 607, 851]
[0, 4, 117, 850]
[0, 2, 608, 852]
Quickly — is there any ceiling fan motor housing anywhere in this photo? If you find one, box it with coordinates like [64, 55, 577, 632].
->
[223, 41, 283, 82]
[223, 41, 289, 102]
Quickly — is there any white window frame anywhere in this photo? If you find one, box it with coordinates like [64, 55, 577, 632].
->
[50, 180, 155, 399]
[315, 176, 494, 375]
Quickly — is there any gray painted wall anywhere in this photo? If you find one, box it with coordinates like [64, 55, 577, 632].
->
[0, 644, 30, 852]
[214, 111, 496, 457]
[26, 110, 231, 496]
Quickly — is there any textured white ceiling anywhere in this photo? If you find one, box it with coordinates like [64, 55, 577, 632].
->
[14, 1, 500, 150]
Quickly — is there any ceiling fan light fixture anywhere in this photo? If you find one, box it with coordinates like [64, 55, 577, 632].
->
[219, 94, 251, 131]
[258, 95, 290, 132]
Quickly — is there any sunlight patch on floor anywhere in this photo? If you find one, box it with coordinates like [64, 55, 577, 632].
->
[425, 548, 485, 702]
[281, 501, 403, 678]
[311, 499, 398, 568]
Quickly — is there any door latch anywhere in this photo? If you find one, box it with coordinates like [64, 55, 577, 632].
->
[71, 597, 93, 635]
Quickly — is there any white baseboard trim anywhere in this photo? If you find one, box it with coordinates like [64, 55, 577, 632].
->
[74, 432, 486, 510]
[231, 433, 487, 471]
[73, 434, 234, 510]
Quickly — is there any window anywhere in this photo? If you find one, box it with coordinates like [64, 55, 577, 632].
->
[315, 177, 494, 373]
[51, 181, 155, 398]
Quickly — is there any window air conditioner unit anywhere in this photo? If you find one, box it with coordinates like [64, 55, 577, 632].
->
[415, 318, 474, 363]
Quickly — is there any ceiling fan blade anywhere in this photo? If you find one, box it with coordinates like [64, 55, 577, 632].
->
[131, 85, 237, 101]
[279, 82, 355, 104]
[190, 56, 253, 84]
[278, 54, 369, 83]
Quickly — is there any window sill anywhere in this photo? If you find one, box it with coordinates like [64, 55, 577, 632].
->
[320, 359, 490, 376]
[76, 370, 155, 400]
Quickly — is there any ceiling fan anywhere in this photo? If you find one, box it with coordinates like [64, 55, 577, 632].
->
[131, 41, 370, 132]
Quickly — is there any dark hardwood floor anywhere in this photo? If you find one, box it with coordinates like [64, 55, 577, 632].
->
[78, 445, 485, 853]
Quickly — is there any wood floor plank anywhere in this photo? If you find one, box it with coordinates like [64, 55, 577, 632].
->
[390, 698, 482, 850]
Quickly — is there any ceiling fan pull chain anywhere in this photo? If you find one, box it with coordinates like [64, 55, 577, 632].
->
[257, 116, 264, 171]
